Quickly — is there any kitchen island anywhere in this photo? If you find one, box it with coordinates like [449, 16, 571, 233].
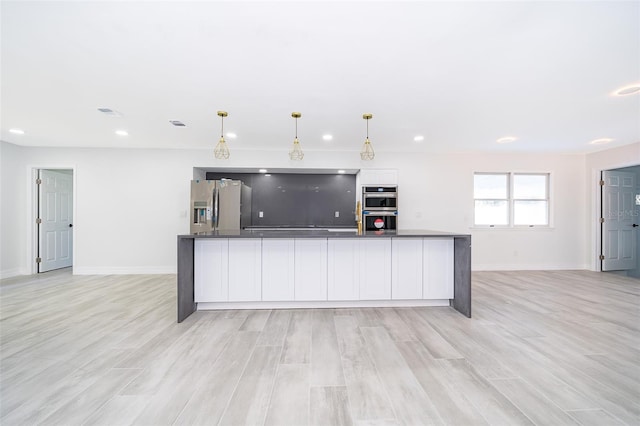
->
[177, 230, 471, 322]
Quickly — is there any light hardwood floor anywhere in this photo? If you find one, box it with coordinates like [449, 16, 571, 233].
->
[1, 269, 638, 425]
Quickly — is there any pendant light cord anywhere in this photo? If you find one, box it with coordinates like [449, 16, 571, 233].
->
[221, 116, 224, 138]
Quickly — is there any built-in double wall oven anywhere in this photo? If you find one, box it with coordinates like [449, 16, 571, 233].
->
[362, 185, 398, 231]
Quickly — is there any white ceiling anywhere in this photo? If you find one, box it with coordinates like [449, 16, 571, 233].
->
[1, 1, 639, 155]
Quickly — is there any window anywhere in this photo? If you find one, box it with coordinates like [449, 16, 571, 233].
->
[474, 173, 549, 226]
[474, 174, 509, 225]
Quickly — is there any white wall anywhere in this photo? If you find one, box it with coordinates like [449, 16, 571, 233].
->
[1, 142, 602, 277]
[387, 151, 587, 270]
[585, 142, 640, 271]
[1, 142, 28, 278]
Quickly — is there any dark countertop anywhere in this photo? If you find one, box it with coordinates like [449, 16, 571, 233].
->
[178, 229, 470, 239]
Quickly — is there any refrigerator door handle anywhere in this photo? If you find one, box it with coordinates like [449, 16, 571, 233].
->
[213, 185, 219, 229]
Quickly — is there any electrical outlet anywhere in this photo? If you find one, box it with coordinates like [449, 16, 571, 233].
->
[335, 211, 340, 218]
[259, 211, 264, 218]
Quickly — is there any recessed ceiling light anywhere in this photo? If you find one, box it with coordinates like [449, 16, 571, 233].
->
[322, 134, 333, 141]
[413, 135, 424, 142]
[226, 132, 237, 139]
[338, 170, 346, 174]
[9, 128, 25, 135]
[496, 136, 517, 144]
[589, 138, 614, 145]
[115, 130, 128, 136]
[613, 84, 640, 96]
[259, 169, 268, 173]
[169, 120, 186, 127]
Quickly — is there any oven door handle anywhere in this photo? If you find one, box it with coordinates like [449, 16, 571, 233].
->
[363, 206, 397, 211]
[363, 210, 398, 216]
[363, 193, 397, 198]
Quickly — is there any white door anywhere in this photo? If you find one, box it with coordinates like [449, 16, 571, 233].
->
[294, 239, 328, 301]
[262, 239, 295, 301]
[327, 239, 360, 301]
[602, 170, 637, 271]
[423, 239, 454, 299]
[391, 238, 423, 300]
[38, 170, 73, 272]
[228, 239, 262, 302]
[194, 239, 229, 302]
[359, 239, 392, 300]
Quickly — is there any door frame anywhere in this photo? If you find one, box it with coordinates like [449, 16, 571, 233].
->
[27, 165, 77, 275]
[591, 161, 639, 271]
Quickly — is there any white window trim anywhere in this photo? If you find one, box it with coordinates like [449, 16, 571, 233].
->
[472, 171, 552, 229]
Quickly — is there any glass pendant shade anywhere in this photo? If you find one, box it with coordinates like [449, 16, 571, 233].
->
[360, 137, 375, 160]
[289, 112, 304, 160]
[289, 137, 304, 160]
[214, 136, 230, 159]
[214, 111, 230, 159]
[360, 113, 375, 160]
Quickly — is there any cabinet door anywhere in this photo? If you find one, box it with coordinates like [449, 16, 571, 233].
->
[423, 238, 454, 299]
[391, 238, 423, 299]
[359, 169, 398, 185]
[228, 239, 262, 302]
[358, 170, 376, 185]
[262, 239, 295, 301]
[294, 239, 328, 301]
[375, 169, 398, 185]
[359, 239, 392, 300]
[194, 239, 228, 302]
[328, 239, 360, 300]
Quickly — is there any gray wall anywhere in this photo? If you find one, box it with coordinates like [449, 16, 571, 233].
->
[205, 172, 357, 227]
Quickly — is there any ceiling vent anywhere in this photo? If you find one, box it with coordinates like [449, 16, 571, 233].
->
[97, 108, 122, 117]
[169, 120, 186, 127]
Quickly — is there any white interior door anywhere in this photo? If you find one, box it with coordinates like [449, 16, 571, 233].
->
[601, 170, 637, 271]
[38, 170, 73, 272]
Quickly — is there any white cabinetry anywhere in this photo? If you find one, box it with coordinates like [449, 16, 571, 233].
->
[359, 169, 398, 185]
[359, 239, 392, 300]
[423, 238, 454, 299]
[262, 239, 295, 301]
[228, 239, 262, 302]
[328, 239, 360, 300]
[194, 239, 228, 302]
[194, 236, 455, 309]
[392, 238, 423, 299]
[327, 239, 391, 301]
[294, 239, 328, 301]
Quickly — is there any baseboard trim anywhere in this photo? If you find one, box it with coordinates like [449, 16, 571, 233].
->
[73, 266, 177, 275]
[197, 299, 450, 310]
[472, 264, 590, 272]
[0, 268, 23, 279]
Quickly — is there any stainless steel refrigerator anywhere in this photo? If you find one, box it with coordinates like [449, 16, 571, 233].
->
[190, 179, 252, 233]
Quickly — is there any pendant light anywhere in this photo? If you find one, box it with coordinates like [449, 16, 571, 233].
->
[360, 113, 375, 160]
[289, 112, 304, 160]
[214, 111, 230, 159]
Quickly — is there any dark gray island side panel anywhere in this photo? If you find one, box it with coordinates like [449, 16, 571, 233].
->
[452, 235, 471, 317]
[177, 237, 196, 322]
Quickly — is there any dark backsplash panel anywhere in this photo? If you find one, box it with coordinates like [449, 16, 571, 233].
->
[205, 172, 357, 227]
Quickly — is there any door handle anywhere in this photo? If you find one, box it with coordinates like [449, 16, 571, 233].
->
[69, 224, 73, 228]
[633, 224, 639, 227]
